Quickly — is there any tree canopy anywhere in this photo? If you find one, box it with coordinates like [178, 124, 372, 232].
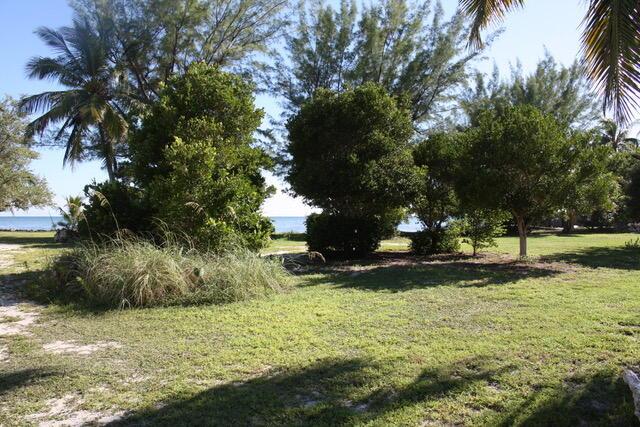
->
[0, 98, 52, 212]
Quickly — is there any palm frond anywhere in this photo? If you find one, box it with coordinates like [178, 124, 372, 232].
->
[459, 0, 525, 48]
[581, 0, 640, 124]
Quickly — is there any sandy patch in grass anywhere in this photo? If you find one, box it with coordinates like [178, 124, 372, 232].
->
[0, 243, 22, 268]
[43, 340, 122, 356]
[27, 393, 124, 426]
[0, 344, 7, 362]
[0, 291, 40, 337]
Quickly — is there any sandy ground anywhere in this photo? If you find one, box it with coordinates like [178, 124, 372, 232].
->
[0, 243, 125, 425]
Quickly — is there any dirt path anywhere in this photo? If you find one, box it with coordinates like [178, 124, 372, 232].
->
[0, 243, 42, 337]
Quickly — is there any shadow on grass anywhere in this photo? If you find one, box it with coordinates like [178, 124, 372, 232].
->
[300, 256, 564, 292]
[0, 234, 67, 250]
[542, 246, 640, 270]
[109, 356, 511, 426]
[0, 369, 58, 396]
[493, 370, 638, 426]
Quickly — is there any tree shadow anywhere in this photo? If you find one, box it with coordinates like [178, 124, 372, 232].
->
[0, 369, 58, 396]
[0, 234, 63, 249]
[109, 356, 511, 426]
[300, 255, 564, 292]
[493, 370, 639, 426]
[542, 246, 640, 270]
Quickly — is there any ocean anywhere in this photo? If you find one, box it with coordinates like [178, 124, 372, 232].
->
[0, 216, 421, 233]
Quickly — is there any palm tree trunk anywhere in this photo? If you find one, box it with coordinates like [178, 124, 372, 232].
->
[98, 125, 116, 181]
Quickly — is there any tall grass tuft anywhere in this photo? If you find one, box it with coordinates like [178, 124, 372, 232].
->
[46, 233, 290, 308]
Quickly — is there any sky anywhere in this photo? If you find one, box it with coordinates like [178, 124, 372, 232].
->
[0, 0, 586, 217]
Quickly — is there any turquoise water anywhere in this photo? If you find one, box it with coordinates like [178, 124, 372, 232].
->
[0, 216, 421, 233]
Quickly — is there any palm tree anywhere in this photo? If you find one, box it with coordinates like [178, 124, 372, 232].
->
[57, 195, 85, 231]
[459, 0, 640, 125]
[19, 19, 128, 181]
[599, 118, 640, 152]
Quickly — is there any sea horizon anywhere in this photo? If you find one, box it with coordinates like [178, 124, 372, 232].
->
[0, 215, 421, 233]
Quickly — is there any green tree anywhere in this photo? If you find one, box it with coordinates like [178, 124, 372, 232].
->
[0, 98, 51, 212]
[286, 83, 415, 256]
[274, 0, 483, 126]
[460, 0, 640, 124]
[72, 0, 288, 103]
[20, 19, 128, 180]
[459, 105, 574, 257]
[462, 54, 599, 129]
[130, 63, 273, 250]
[561, 131, 620, 233]
[461, 209, 509, 256]
[599, 118, 640, 152]
[410, 133, 462, 254]
[57, 196, 85, 231]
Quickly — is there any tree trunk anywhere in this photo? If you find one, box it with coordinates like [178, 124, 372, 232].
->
[516, 215, 527, 258]
[98, 125, 116, 181]
[563, 210, 577, 234]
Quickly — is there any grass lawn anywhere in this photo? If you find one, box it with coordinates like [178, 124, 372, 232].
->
[1, 231, 640, 425]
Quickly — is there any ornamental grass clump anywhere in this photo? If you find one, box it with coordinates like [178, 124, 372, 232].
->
[47, 234, 289, 309]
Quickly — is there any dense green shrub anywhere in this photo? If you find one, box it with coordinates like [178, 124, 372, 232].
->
[76, 64, 274, 251]
[409, 225, 461, 256]
[306, 213, 393, 258]
[287, 83, 415, 257]
[44, 235, 290, 308]
[79, 180, 153, 239]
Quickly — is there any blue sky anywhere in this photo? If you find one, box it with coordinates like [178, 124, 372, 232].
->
[1, 0, 586, 216]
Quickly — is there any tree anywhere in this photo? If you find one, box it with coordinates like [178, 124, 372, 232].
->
[286, 83, 415, 256]
[19, 19, 128, 180]
[459, 0, 640, 124]
[273, 0, 484, 126]
[57, 196, 85, 231]
[410, 133, 462, 254]
[71, 0, 288, 103]
[0, 98, 51, 212]
[462, 54, 599, 129]
[461, 209, 509, 256]
[129, 63, 273, 251]
[599, 118, 640, 152]
[459, 105, 574, 257]
[560, 131, 620, 233]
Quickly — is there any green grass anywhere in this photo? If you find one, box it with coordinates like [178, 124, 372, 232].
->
[1, 231, 640, 425]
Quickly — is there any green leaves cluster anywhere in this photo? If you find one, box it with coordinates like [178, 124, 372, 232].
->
[286, 83, 415, 256]
[0, 98, 51, 213]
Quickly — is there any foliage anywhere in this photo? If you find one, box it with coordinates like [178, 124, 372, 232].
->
[412, 133, 461, 230]
[626, 162, 640, 222]
[461, 209, 509, 256]
[560, 131, 620, 233]
[19, 19, 128, 180]
[72, 0, 288, 103]
[458, 105, 574, 257]
[79, 180, 153, 239]
[460, 0, 640, 124]
[57, 196, 85, 231]
[286, 83, 414, 256]
[599, 118, 640, 152]
[45, 234, 289, 308]
[462, 54, 599, 129]
[287, 83, 414, 216]
[409, 224, 461, 256]
[305, 212, 398, 258]
[273, 0, 484, 126]
[0, 98, 51, 212]
[129, 63, 273, 251]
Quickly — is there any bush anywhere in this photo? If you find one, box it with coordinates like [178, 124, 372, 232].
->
[306, 213, 390, 258]
[409, 226, 461, 256]
[43, 235, 290, 308]
[79, 180, 153, 239]
[287, 83, 415, 257]
[461, 209, 509, 256]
